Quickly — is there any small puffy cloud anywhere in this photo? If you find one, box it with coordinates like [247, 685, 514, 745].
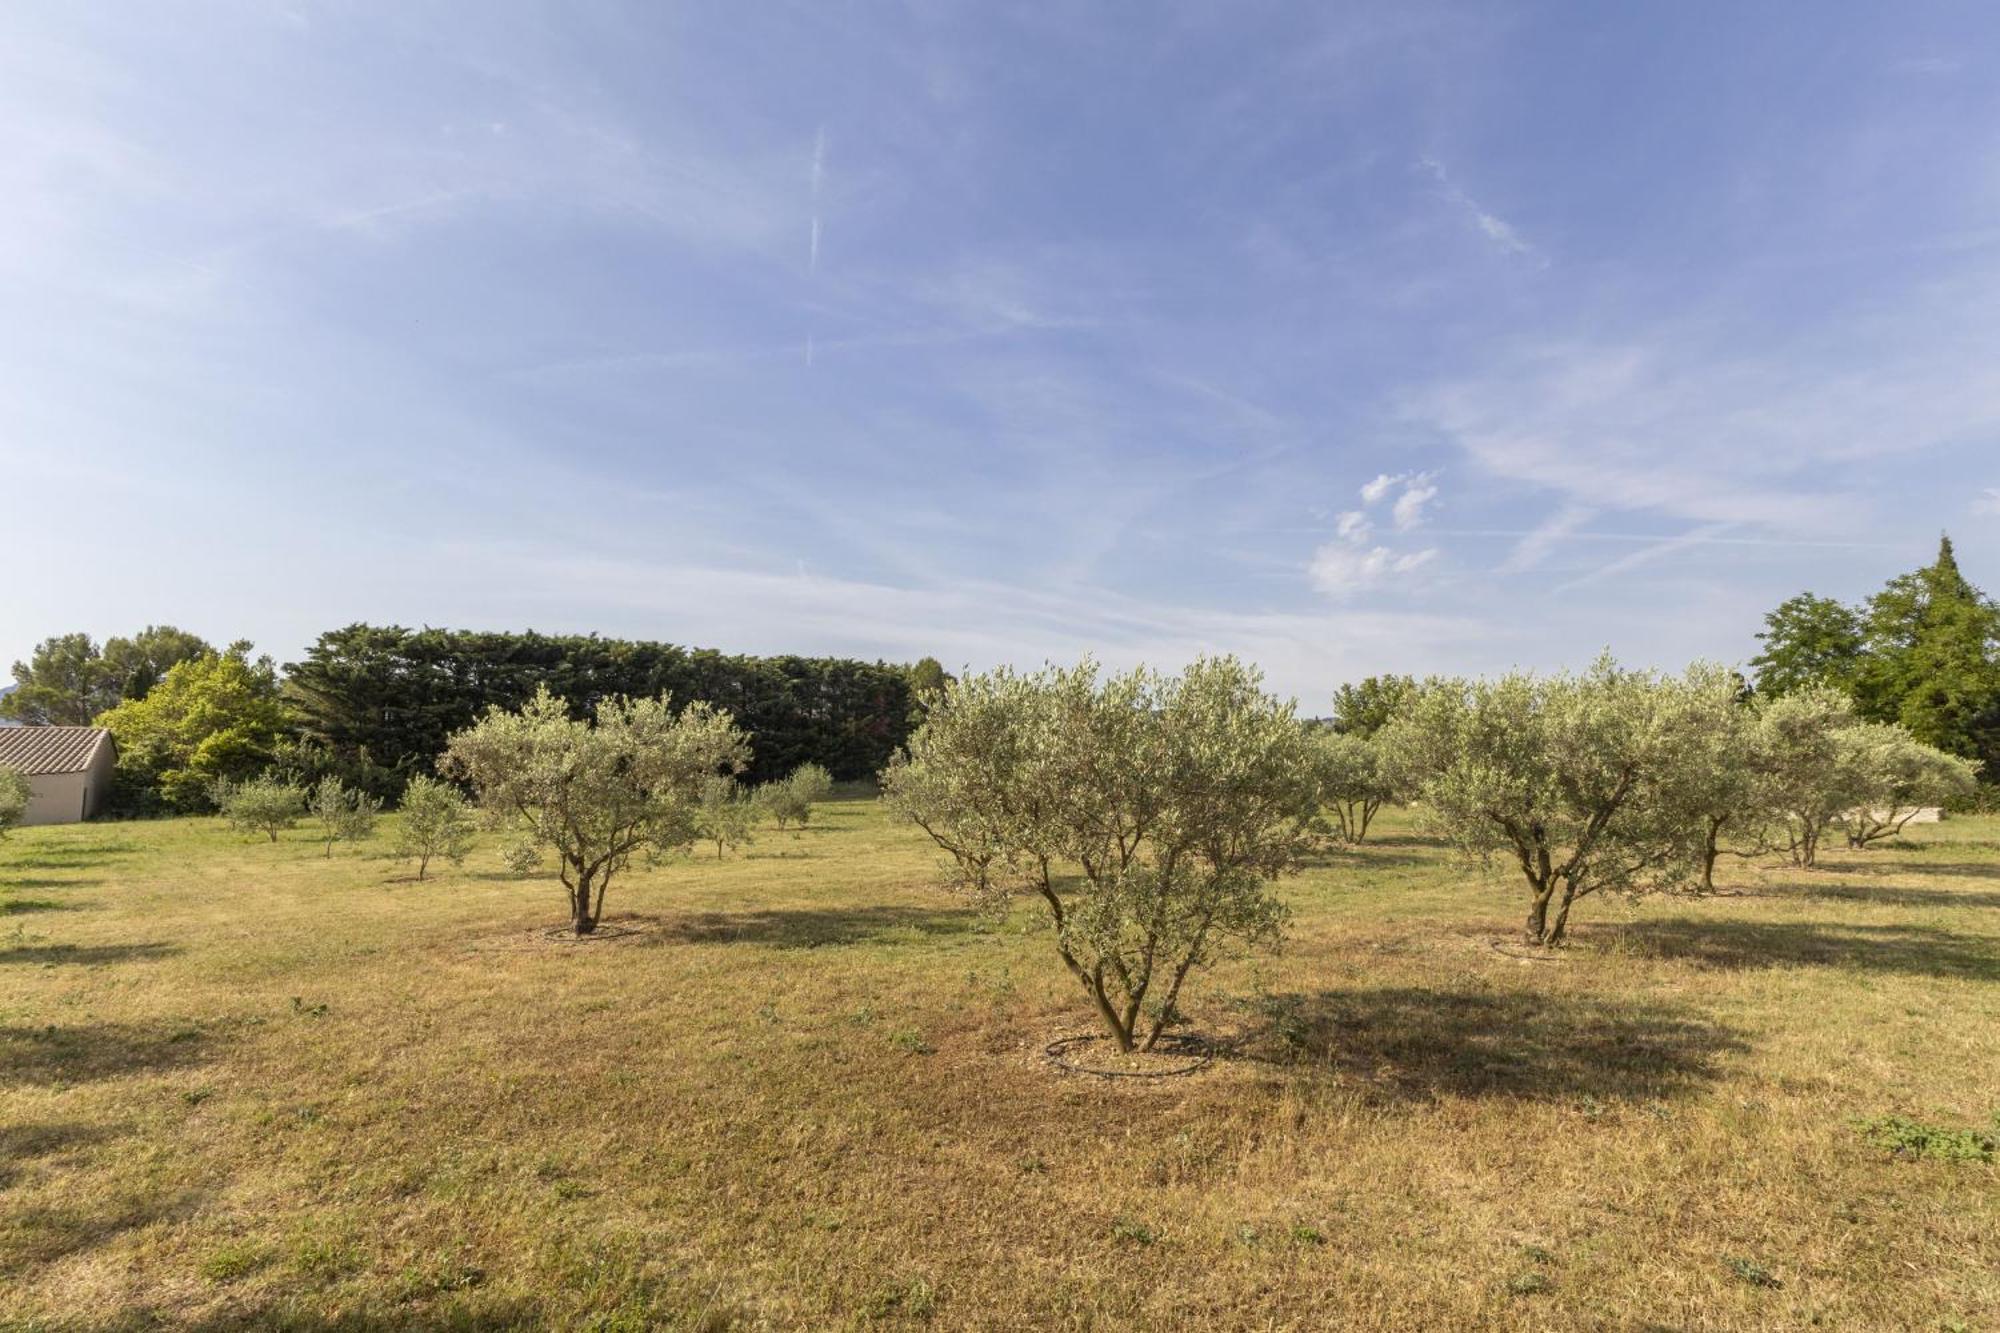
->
[1359, 473, 1401, 506]
[1309, 543, 1438, 599]
[1391, 474, 1439, 531]
[1335, 509, 1373, 542]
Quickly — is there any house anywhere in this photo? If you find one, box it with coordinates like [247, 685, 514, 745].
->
[0, 726, 118, 825]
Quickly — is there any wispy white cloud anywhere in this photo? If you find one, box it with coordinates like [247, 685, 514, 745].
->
[1419, 157, 1540, 263]
[1498, 504, 1597, 574]
[1407, 276, 2000, 536]
[1976, 486, 2000, 516]
[1359, 472, 1400, 505]
[809, 124, 826, 273]
[1552, 522, 1737, 593]
[1892, 55, 1962, 76]
[1309, 542, 1439, 599]
[1335, 509, 1372, 542]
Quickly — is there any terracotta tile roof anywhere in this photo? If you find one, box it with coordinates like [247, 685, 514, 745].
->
[0, 726, 114, 776]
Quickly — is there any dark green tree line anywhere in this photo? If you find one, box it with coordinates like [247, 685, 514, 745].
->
[284, 625, 918, 794]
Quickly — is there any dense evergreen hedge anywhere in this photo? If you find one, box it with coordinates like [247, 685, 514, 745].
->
[284, 625, 916, 794]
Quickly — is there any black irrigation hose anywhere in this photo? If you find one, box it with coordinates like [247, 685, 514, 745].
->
[1044, 1032, 1215, 1079]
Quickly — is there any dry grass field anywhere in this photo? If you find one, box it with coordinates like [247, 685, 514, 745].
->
[3, 793, 1997, 1331]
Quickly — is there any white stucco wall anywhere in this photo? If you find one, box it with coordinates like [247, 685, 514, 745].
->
[18, 735, 115, 825]
[23, 772, 89, 826]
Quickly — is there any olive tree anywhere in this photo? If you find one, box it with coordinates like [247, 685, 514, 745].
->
[1839, 726, 1979, 848]
[695, 776, 758, 859]
[394, 774, 476, 880]
[0, 766, 30, 837]
[1752, 685, 1867, 867]
[1682, 690, 1767, 892]
[213, 775, 306, 842]
[881, 657, 1319, 1053]
[440, 686, 749, 935]
[1310, 730, 1392, 843]
[1381, 658, 1741, 946]
[757, 762, 833, 830]
[309, 776, 380, 857]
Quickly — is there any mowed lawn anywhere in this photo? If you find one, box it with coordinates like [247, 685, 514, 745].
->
[3, 795, 1997, 1331]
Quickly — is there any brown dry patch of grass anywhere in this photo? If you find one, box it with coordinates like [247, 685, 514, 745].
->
[2, 796, 1997, 1330]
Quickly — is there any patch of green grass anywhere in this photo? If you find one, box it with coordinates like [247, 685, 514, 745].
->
[1857, 1113, 1998, 1162]
[199, 1240, 273, 1283]
[1726, 1256, 1782, 1289]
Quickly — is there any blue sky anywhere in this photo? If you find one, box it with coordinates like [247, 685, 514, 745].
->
[4, 3, 1997, 705]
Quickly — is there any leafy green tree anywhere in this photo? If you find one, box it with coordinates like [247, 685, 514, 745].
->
[1853, 536, 2000, 780]
[1, 626, 213, 724]
[96, 647, 291, 810]
[882, 657, 1318, 1052]
[394, 775, 476, 880]
[214, 775, 306, 842]
[694, 776, 758, 859]
[99, 626, 213, 701]
[1329, 674, 1417, 737]
[440, 686, 749, 935]
[1311, 730, 1392, 843]
[1382, 658, 1742, 946]
[0, 766, 31, 837]
[2, 633, 110, 725]
[1749, 595, 1863, 697]
[309, 777, 381, 857]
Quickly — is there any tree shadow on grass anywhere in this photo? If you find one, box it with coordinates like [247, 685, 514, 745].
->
[1, 1191, 208, 1281]
[180, 1301, 547, 1333]
[656, 904, 989, 949]
[1594, 920, 2000, 980]
[1234, 987, 1745, 1103]
[1756, 880, 2000, 911]
[0, 942, 181, 967]
[1848, 859, 2000, 880]
[0, 1020, 217, 1087]
[1, 898, 89, 915]
[0, 1122, 118, 1189]
[0, 840, 140, 871]
[4, 877, 104, 891]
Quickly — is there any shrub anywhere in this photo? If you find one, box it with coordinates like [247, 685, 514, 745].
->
[213, 776, 306, 842]
[394, 775, 476, 880]
[309, 777, 381, 857]
[694, 776, 758, 859]
[758, 762, 833, 830]
[0, 765, 29, 838]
